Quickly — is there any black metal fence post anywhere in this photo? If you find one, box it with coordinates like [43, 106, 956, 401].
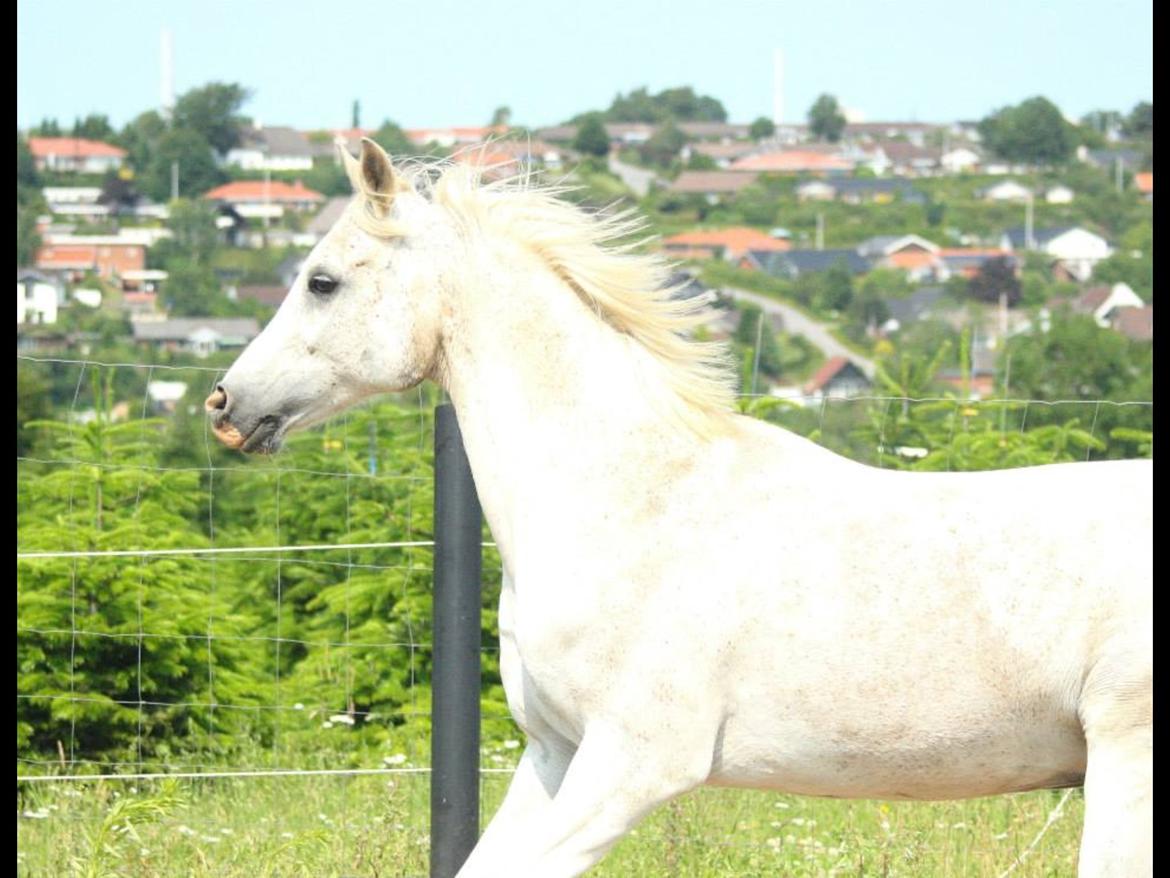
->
[430, 404, 482, 878]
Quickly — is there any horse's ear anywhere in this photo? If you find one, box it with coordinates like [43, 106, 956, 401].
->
[359, 137, 404, 210]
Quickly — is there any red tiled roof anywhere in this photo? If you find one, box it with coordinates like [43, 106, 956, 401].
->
[29, 137, 127, 159]
[1073, 286, 1112, 313]
[663, 227, 790, 255]
[730, 151, 853, 172]
[804, 356, 851, 393]
[667, 171, 759, 194]
[1134, 172, 1153, 194]
[202, 180, 325, 203]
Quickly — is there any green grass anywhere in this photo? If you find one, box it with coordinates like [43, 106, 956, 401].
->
[18, 766, 1083, 877]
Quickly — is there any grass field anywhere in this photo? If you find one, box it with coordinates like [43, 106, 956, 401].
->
[17, 767, 1083, 877]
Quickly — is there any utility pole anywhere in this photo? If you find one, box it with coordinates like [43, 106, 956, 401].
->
[816, 212, 824, 251]
[1115, 157, 1124, 193]
[1024, 190, 1034, 251]
[170, 161, 179, 200]
[751, 310, 765, 395]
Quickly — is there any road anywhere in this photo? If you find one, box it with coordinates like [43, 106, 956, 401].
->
[721, 286, 877, 378]
[607, 154, 660, 198]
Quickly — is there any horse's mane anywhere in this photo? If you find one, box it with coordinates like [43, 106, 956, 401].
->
[352, 155, 738, 437]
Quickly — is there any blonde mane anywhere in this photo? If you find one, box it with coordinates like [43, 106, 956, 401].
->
[352, 156, 738, 437]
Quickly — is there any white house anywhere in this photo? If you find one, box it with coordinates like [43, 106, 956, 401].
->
[1001, 226, 1113, 282]
[1081, 283, 1145, 327]
[42, 187, 111, 220]
[795, 180, 836, 202]
[17, 272, 62, 325]
[940, 147, 980, 174]
[224, 126, 316, 172]
[1045, 185, 1075, 204]
[979, 180, 1032, 202]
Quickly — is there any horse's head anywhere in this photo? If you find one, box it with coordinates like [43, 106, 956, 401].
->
[206, 139, 449, 453]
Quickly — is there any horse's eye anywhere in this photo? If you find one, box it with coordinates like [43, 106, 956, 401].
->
[308, 274, 338, 295]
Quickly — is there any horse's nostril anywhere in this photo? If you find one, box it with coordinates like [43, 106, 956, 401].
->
[205, 385, 229, 413]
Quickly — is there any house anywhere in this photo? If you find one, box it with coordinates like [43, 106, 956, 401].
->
[762, 249, 871, 279]
[42, 187, 111, 220]
[794, 180, 836, 202]
[1063, 282, 1145, 327]
[1045, 185, 1075, 204]
[28, 137, 126, 174]
[841, 122, 939, 146]
[978, 180, 1032, 202]
[681, 141, 759, 168]
[879, 141, 940, 176]
[132, 318, 260, 358]
[857, 235, 941, 279]
[937, 249, 1017, 280]
[405, 125, 509, 148]
[676, 122, 750, 141]
[224, 125, 317, 172]
[665, 171, 759, 200]
[1134, 172, 1152, 201]
[880, 286, 947, 334]
[822, 178, 927, 205]
[939, 146, 981, 174]
[1000, 226, 1112, 282]
[1110, 305, 1152, 342]
[662, 227, 790, 262]
[202, 180, 325, 219]
[146, 380, 189, 414]
[17, 271, 65, 325]
[35, 237, 146, 280]
[803, 356, 872, 400]
[1079, 147, 1142, 172]
[729, 151, 852, 175]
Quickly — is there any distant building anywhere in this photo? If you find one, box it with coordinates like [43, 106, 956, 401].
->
[856, 235, 941, 280]
[202, 180, 325, 219]
[729, 150, 852, 175]
[1110, 305, 1152, 341]
[28, 137, 127, 174]
[796, 177, 926, 205]
[939, 147, 981, 174]
[662, 227, 790, 262]
[761, 249, 871, 279]
[803, 356, 872, 400]
[1000, 226, 1112, 282]
[35, 237, 146, 280]
[1134, 172, 1153, 201]
[17, 271, 65, 325]
[224, 125, 317, 172]
[665, 171, 759, 201]
[42, 187, 111, 220]
[132, 318, 260, 358]
[1044, 185, 1075, 204]
[880, 285, 947, 334]
[978, 180, 1032, 202]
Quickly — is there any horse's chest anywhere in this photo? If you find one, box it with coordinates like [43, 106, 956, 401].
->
[498, 588, 631, 742]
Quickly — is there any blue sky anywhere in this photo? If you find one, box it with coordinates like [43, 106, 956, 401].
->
[18, 0, 1152, 132]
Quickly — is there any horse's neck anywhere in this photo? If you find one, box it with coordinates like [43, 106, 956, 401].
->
[436, 244, 697, 569]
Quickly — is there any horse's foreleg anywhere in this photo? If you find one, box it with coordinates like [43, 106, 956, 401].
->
[1077, 660, 1152, 877]
[455, 737, 575, 878]
[507, 719, 710, 878]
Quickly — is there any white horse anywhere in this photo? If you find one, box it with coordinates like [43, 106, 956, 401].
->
[207, 139, 1151, 877]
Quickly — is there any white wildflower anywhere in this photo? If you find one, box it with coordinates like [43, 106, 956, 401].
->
[383, 753, 407, 766]
[774, 801, 790, 809]
[502, 739, 520, 750]
[293, 703, 304, 710]
[329, 713, 355, 726]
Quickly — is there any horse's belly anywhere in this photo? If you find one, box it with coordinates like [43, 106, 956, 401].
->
[707, 706, 1087, 800]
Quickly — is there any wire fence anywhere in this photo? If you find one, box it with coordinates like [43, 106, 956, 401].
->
[16, 352, 1149, 875]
